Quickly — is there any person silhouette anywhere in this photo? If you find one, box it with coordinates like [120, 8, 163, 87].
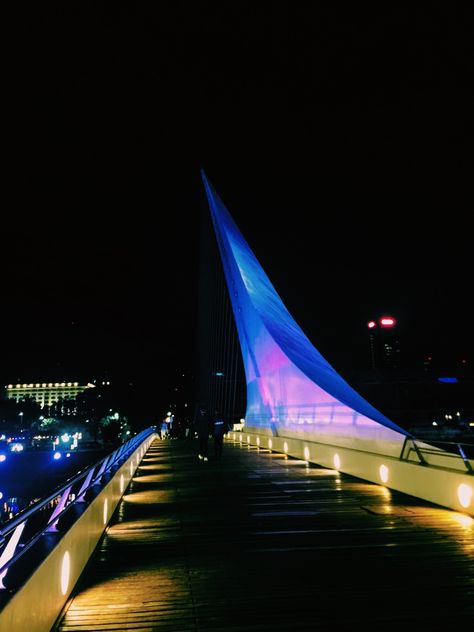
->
[194, 404, 211, 461]
[212, 409, 229, 460]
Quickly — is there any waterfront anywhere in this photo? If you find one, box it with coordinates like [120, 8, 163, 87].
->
[0, 449, 107, 523]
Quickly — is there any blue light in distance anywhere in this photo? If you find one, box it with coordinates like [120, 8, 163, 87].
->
[54, 451, 62, 460]
[438, 377, 458, 383]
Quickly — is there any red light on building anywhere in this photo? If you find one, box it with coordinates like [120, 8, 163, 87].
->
[367, 321, 376, 329]
[379, 316, 396, 328]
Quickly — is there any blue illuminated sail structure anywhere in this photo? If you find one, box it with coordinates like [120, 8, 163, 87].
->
[202, 171, 410, 457]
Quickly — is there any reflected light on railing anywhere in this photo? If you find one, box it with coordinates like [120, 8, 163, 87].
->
[103, 498, 108, 525]
[303, 446, 310, 461]
[0, 522, 26, 588]
[333, 454, 341, 470]
[120, 474, 124, 494]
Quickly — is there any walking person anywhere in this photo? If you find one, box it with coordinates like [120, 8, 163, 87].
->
[212, 409, 229, 460]
[159, 419, 168, 439]
[194, 403, 211, 461]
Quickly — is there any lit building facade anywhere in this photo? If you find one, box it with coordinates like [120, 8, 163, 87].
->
[4, 382, 95, 408]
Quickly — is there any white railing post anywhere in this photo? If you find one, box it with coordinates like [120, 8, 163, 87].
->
[46, 485, 72, 532]
[0, 522, 26, 589]
[77, 467, 96, 502]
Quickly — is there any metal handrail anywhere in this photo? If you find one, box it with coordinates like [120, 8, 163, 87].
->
[0, 427, 155, 584]
[2, 457, 104, 537]
[400, 436, 474, 474]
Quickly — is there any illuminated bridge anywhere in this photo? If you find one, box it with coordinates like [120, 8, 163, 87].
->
[0, 174, 472, 630]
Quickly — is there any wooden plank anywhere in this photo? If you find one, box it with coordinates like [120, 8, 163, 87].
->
[55, 439, 474, 631]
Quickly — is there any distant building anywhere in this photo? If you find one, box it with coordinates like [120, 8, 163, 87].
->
[4, 382, 95, 408]
[367, 316, 400, 369]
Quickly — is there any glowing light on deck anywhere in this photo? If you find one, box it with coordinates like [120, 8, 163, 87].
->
[268, 439, 273, 449]
[379, 464, 389, 484]
[333, 454, 341, 470]
[284, 442, 288, 453]
[452, 513, 474, 528]
[120, 474, 124, 493]
[60, 552, 70, 596]
[457, 483, 472, 509]
[103, 498, 108, 525]
[304, 446, 310, 460]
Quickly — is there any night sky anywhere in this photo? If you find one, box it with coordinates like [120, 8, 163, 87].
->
[2, 4, 472, 416]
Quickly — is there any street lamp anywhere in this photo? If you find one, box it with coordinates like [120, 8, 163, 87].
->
[367, 321, 377, 369]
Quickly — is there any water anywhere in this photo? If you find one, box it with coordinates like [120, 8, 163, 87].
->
[0, 449, 108, 523]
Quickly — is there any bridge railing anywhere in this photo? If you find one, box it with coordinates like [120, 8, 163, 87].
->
[400, 437, 474, 473]
[227, 428, 473, 515]
[0, 427, 155, 591]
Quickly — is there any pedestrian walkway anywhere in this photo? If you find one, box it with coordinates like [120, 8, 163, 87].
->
[55, 438, 474, 631]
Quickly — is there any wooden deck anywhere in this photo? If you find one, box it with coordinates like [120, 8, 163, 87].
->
[55, 438, 474, 631]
